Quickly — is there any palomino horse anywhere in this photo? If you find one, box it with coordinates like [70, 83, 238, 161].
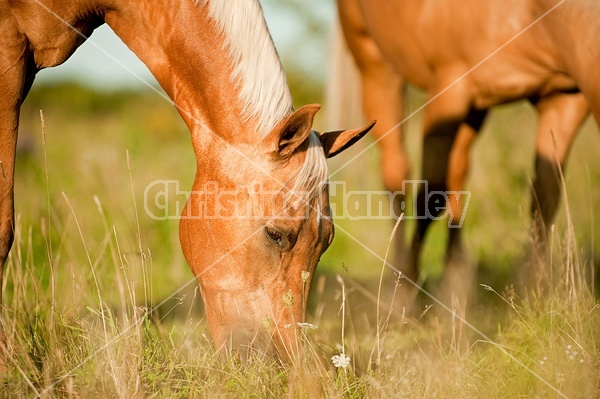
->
[0, 0, 373, 357]
[332, 0, 595, 311]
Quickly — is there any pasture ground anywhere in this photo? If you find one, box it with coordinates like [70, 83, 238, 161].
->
[1, 83, 599, 397]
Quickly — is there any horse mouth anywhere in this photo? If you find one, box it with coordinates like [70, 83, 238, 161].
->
[214, 323, 279, 357]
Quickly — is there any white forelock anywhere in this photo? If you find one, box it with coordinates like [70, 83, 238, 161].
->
[290, 132, 329, 198]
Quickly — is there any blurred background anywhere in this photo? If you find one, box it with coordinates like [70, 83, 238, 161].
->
[34, 0, 333, 101]
[15, 0, 600, 318]
[6, 3, 599, 395]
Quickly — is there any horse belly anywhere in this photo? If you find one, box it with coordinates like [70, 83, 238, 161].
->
[472, 66, 578, 109]
[455, 6, 573, 108]
[473, 76, 540, 108]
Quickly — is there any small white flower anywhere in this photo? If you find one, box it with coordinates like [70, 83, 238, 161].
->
[283, 324, 292, 329]
[297, 322, 318, 330]
[331, 353, 351, 369]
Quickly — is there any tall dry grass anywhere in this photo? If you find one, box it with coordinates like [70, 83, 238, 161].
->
[1, 85, 598, 397]
[2, 190, 598, 398]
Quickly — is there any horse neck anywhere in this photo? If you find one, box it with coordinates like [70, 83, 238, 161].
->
[103, 0, 292, 145]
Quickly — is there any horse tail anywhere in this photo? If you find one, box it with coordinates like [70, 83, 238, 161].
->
[325, 16, 365, 131]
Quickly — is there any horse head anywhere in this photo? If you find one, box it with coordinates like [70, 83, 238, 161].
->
[179, 104, 374, 357]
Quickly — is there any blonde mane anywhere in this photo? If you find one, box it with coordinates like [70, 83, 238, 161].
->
[198, 0, 292, 135]
[200, 0, 328, 198]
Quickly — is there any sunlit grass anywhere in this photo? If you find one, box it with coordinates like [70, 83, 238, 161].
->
[2, 205, 598, 397]
[2, 84, 599, 397]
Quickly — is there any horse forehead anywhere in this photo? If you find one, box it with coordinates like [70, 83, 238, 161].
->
[241, 152, 305, 186]
[227, 133, 328, 207]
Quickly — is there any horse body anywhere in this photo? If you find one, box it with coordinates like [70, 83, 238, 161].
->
[354, 0, 577, 107]
[0, 0, 373, 358]
[536, 0, 600, 118]
[336, 0, 591, 309]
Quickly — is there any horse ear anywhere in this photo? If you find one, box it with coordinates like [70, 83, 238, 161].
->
[318, 120, 376, 158]
[263, 104, 321, 158]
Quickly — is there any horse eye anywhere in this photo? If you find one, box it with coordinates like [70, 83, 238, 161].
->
[265, 227, 283, 244]
[265, 225, 297, 252]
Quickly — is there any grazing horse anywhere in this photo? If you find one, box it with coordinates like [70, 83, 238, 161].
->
[0, 0, 374, 357]
[332, 0, 595, 310]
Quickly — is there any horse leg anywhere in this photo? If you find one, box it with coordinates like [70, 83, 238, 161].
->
[0, 108, 18, 368]
[0, 118, 17, 300]
[358, 66, 409, 273]
[438, 109, 486, 327]
[338, 0, 410, 287]
[0, 20, 28, 371]
[527, 92, 589, 291]
[406, 74, 472, 314]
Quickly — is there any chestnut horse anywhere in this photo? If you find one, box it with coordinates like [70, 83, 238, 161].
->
[331, 0, 596, 311]
[0, 0, 373, 358]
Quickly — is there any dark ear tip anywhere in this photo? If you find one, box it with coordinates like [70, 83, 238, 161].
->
[354, 120, 376, 138]
[298, 103, 322, 114]
[356, 120, 376, 139]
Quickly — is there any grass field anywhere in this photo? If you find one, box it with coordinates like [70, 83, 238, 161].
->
[1, 82, 599, 397]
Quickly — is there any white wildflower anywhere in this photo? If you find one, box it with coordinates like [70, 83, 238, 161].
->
[331, 353, 351, 369]
[297, 322, 318, 330]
